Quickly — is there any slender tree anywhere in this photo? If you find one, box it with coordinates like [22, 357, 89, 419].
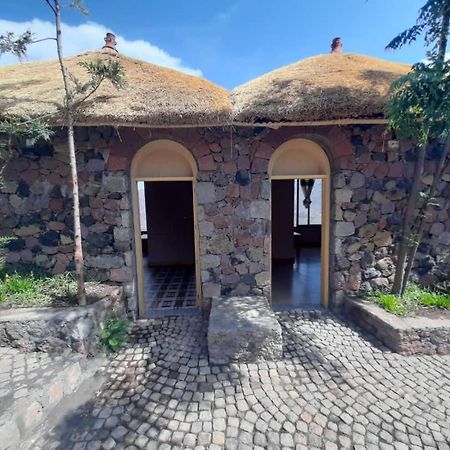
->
[1, 0, 124, 305]
[386, 0, 450, 295]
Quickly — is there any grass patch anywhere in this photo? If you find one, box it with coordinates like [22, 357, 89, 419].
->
[369, 283, 450, 316]
[420, 291, 450, 309]
[375, 293, 409, 315]
[0, 271, 80, 308]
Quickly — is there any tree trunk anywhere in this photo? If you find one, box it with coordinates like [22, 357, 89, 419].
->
[400, 139, 450, 295]
[53, 0, 86, 305]
[438, 5, 450, 62]
[67, 116, 86, 305]
[391, 143, 427, 295]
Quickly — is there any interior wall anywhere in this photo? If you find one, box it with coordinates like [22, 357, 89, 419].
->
[145, 181, 195, 266]
[272, 180, 295, 260]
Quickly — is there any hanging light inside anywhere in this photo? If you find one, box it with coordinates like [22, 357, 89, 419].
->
[300, 179, 315, 225]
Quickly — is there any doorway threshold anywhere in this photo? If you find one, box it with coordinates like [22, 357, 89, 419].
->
[272, 304, 325, 313]
[142, 307, 200, 319]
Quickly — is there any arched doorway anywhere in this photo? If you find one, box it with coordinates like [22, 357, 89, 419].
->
[131, 139, 201, 317]
[268, 138, 330, 308]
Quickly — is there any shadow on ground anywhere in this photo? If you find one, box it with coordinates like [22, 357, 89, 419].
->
[31, 311, 450, 449]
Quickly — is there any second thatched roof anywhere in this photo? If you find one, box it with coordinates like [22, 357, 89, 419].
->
[232, 53, 410, 124]
[0, 50, 232, 127]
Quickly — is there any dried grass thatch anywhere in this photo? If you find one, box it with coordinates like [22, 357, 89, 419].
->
[0, 50, 232, 127]
[232, 53, 410, 124]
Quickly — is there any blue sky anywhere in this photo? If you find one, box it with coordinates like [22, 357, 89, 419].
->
[1, 0, 427, 88]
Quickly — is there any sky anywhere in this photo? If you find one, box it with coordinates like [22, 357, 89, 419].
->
[0, 0, 428, 89]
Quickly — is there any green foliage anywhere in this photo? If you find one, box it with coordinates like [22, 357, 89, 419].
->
[370, 283, 450, 315]
[0, 236, 14, 249]
[0, 273, 37, 297]
[79, 59, 125, 89]
[69, 58, 126, 106]
[69, 0, 89, 15]
[98, 319, 131, 352]
[386, 0, 450, 60]
[0, 116, 53, 146]
[0, 31, 33, 60]
[375, 293, 409, 315]
[385, 61, 450, 145]
[420, 291, 450, 308]
[0, 271, 79, 307]
[0, 272, 40, 304]
[0, 116, 53, 185]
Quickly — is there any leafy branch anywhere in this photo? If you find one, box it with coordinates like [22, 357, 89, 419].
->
[70, 58, 125, 107]
[386, 0, 450, 296]
[0, 31, 34, 61]
[386, 0, 450, 61]
[0, 116, 53, 185]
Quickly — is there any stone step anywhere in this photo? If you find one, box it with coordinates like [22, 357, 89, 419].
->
[208, 296, 283, 364]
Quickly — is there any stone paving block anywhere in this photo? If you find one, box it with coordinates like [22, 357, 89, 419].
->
[207, 296, 282, 364]
[24, 312, 450, 450]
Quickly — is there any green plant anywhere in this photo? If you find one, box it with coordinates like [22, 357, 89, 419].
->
[98, 319, 131, 353]
[0, 272, 40, 303]
[1, 272, 37, 294]
[0, 271, 80, 307]
[0, 236, 14, 248]
[385, 0, 450, 296]
[420, 291, 450, 308]
[375, 293, 409, 315]
[369, 282, 450, 315]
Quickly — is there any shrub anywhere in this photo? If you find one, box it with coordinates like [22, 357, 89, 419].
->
[98, 319, 131, 353]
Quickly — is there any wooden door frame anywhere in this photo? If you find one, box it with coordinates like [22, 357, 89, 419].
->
[131, 178, 202, 317]
[130, 140, 201, 318]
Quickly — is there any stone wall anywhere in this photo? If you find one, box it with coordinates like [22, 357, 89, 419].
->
[1, 125, 448, 315]
[346, 298, 450, 355]
[0, 285, 123, 354]
[325, 126, 450, 308]
[1, 127, 137, 310]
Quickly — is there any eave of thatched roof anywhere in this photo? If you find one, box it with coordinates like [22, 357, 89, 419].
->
[231, 53, 410, 124]
[0, 50, 232, 127]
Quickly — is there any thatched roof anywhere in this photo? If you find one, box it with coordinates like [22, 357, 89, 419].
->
[0, 50, 410, 128]
[232, 53, 410, 124]
[0, 50, 232, 127]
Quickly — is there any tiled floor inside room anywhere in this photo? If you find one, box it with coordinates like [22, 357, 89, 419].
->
[272, 246, 321, 309]
[143, 260, 196, 312]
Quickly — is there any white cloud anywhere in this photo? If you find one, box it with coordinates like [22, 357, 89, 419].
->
[0, 18, 202, 76]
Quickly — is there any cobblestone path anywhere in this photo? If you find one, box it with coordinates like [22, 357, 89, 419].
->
[38, 311, 450, 450]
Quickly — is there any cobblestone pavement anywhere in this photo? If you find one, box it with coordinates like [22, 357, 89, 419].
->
[37, 311, 450, 450]
[0, 347, 81, 417]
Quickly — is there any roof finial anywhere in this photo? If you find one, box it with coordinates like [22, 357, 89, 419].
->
[331, 37, 342, 53]
[102, 32, 118, 53]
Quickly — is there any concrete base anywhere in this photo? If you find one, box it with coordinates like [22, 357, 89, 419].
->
[345, 298, 450, 355]
[208, 296, 282, 364]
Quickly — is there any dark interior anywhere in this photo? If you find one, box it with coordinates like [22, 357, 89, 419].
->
[271, 179, 322, 309]
[141, 181, 196, 312]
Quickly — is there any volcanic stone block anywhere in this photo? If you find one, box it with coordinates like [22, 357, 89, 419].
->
[208, 296, 282, 364]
